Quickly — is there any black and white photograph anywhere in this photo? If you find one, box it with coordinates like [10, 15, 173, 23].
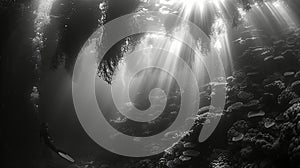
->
[1, 0, 300, 167]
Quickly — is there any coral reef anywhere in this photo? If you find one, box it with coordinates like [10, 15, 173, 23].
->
[221, 29, 300, 168]
[156, 26, 300, 168]
[227, 120, 248, 143]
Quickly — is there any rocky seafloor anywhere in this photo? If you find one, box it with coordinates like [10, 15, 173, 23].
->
[67, 28, 300, 168]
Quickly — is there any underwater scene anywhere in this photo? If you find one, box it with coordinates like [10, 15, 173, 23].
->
[1, 0, 300, 168]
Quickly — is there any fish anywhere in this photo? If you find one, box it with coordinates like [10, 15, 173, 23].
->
[57, 151, 75, 163]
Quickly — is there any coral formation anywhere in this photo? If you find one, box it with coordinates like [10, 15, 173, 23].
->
[156, 28, 300, 168]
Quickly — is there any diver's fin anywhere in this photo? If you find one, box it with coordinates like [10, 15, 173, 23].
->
[57, 151, 75, 163]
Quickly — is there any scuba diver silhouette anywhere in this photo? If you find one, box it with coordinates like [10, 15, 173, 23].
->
[40, 122, 75, 163]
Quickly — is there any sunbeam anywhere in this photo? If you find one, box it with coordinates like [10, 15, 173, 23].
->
[4, 0, 300, 167]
